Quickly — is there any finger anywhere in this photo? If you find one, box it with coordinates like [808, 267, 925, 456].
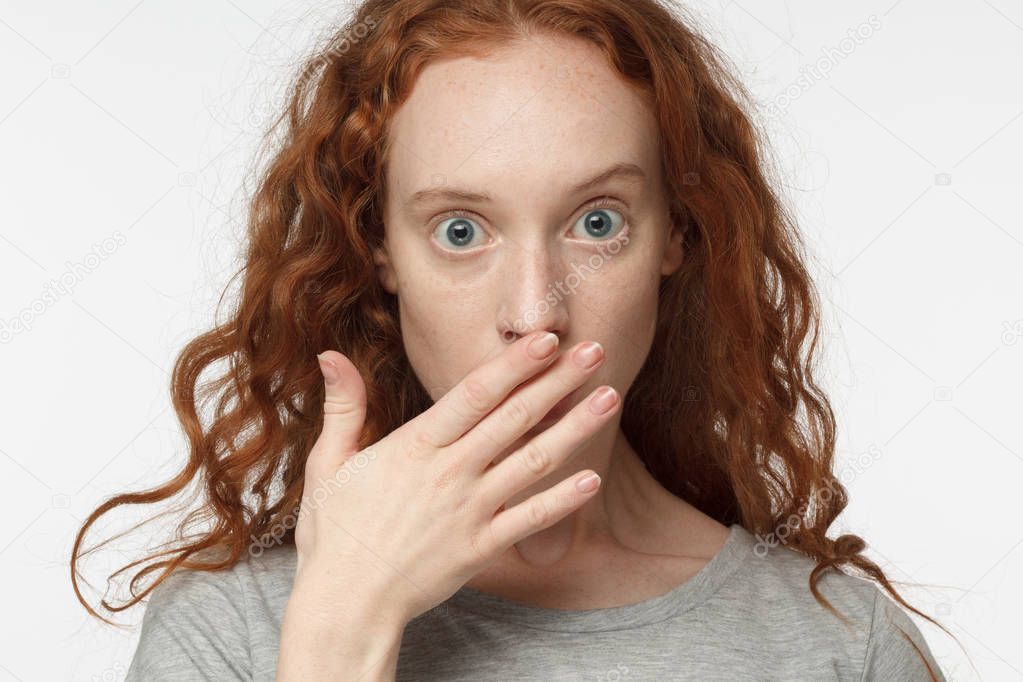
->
[458, 341, 604, 468]
[407, 331, 561, 451]
[484, 469, 602, 554]
[309, 350, 367, 471]
[476, 385, 619, 511]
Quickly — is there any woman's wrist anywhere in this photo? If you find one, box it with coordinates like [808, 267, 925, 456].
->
[290, 553, 414, 627]
[278, 581, 408, 681]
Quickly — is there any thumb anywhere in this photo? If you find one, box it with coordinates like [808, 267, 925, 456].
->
[313, 350, 367, 467]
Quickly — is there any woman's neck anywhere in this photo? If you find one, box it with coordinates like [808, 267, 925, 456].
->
[466, 427, 731, 607]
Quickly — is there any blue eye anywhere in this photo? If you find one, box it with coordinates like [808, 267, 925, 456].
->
[431, 202, 627, 252]
[434, 217, 485, 250]
[571, 207, 624, 240]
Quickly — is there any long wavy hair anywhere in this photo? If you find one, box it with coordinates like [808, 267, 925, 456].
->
[72, 0, 952, 675]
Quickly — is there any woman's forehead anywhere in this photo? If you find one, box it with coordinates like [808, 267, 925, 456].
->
[384, 38, 661, 203]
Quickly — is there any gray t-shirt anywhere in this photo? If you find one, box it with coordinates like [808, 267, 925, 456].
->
[123, 523, 945, 680]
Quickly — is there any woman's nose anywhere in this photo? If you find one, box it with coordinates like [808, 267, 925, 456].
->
[496, 245, 570, 342]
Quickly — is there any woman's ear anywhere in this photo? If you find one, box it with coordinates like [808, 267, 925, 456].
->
[372, 244, 398, 294]
[660, 222, 685, 277]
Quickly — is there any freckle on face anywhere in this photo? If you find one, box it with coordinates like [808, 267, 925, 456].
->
[380, 35, 674, 408]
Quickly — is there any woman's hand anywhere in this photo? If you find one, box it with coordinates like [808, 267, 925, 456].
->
[290, 331, 618, 627]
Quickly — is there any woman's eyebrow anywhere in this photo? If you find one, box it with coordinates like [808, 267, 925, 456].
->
[404, 161, 646, 209]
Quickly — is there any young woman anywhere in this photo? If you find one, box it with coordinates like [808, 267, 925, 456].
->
[72, 0, 951, 679]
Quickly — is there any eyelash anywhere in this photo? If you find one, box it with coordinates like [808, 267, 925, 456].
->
[430, 197, 630, 249]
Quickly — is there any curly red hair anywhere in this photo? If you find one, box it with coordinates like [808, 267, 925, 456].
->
[72, 1, 953, 676]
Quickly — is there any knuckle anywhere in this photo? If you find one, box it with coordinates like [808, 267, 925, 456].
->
[468, 525, 494, 562]
[502, 395, 533, 430]
[322, 396, 351, 416]
[430, 460, 462, 493]
[411, 428, 436, 457]
[461, 378, 492, 413]
[519, 441, 550, 476]
[453, 494, 474, 517]
[527, 497, 550, 527]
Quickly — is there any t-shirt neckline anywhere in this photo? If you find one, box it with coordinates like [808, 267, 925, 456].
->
[443, 522, 753, 632]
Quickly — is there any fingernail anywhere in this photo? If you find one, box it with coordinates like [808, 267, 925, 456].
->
[576, 472, 600, 493]
[317, 353, 340, 385]
[574, 342, 604, 369]
[589, 386, 618, 414]
[527, 332, 559, 359]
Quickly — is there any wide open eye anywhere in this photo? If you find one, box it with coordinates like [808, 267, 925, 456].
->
[570, 206, 625, 241]
[429, 200, 627, 252]
[433, 216, 487, 250]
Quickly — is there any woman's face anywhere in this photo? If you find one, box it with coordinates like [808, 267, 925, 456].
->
[375, 34, 683, 421]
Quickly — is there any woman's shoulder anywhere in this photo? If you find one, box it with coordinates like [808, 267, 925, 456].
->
[144, 541, 298, 603]
[717, 524, 945, 680]
[125, 543, 299, 681]
[729, 525, 879, 608]
[724, 524, 906, 628]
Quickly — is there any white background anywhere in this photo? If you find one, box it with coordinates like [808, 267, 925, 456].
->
[2, 0, 1021, 679]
